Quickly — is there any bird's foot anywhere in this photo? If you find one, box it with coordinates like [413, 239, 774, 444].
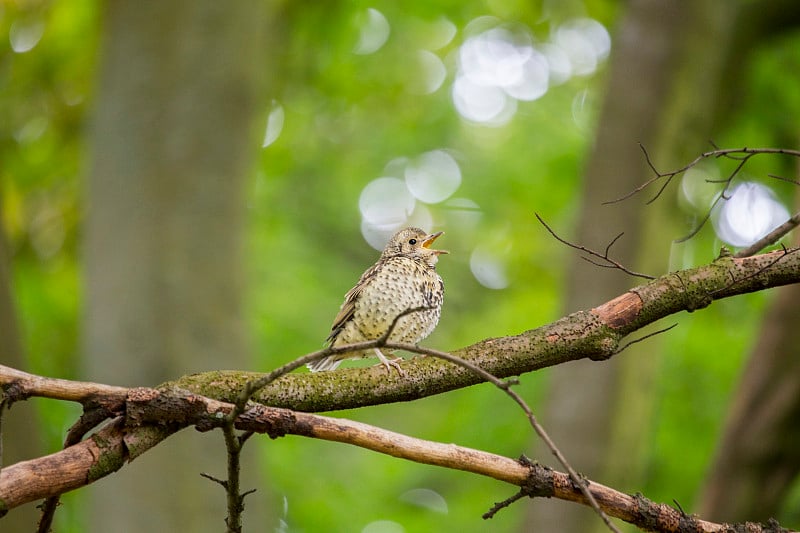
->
[373, 348, 406, 376]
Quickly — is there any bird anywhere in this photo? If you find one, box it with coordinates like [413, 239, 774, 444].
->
[308, 227, 448, 373]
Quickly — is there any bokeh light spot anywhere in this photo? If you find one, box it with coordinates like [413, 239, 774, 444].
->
[680, 165, 720, 210]
[14, 116, 49, 145]
[262, 101, 285, 148]
[452, 76, 516, 125]
[407, 50, 447, 95]
[354, 8, 390, 55]
[10, 19, 44, 53]
[404, 150, 461, 203]
[444, 197, 482, 230]
[361, 219, 402, 251]
[362, 520, 405, 533]
[503, 49, 549, 101]
[554, 18, 611, 76]
[399, 488, 449, 514]
[712, 182, 789, 247]
[359, 177, 416, 226]
[470, 245, 509, 289]
[540, 42, 572, 85]
[425, 16, 457, 50]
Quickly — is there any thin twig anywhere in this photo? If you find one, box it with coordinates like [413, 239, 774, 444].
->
[611, 143, 800, 245]
[674, 153, 750, 243]
[606, 144, 800, 205]
[223, 425, 245, 533]
[734, 212, 800, 258]
[613, 324, 677, 355]
[483, 488, 527, 519]
[200, 472, 228, 489]
[602, 143, 670, 204]
[767, 173, 800, 187]
[535, 213, 655, 280]
[673, 207, 714, 244]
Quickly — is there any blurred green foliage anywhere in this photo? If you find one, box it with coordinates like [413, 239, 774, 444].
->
[3, 0, 800, 531]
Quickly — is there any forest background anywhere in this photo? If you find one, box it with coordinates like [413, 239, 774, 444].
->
[3, 0, 800, 532]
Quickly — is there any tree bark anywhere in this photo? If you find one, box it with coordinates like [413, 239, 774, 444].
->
[83, 1, 268, 530]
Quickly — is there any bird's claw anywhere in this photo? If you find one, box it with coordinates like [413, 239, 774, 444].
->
[373, 349, 406, 376]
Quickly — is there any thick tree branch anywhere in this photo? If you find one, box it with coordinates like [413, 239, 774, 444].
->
[8, 251, 791, 415]
[0, 389, 792, 532]
[165, 247, 800, 412]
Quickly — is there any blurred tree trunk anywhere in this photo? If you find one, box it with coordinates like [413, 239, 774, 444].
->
[0, 194, 41, 533]
[83, 1, 268, 531]
[699, 269, 800, 521]
[698, 170, 800, 521]
[526, 1, 741, 530]
[693, 2, 800, 521]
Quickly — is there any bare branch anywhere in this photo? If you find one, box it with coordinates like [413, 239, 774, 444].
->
[613, 323, 678, 355]
[1, 386, 794, 532]
[603, 141, 800, 215]
[673, 206, 714, 244]
[536, 213, 655, 280]
[734, 212, 800, 258]
[766, 173, 800, 187]
[603, 143, 672, 204]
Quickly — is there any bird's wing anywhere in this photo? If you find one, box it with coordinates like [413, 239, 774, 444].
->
[326, 259, 383, 344]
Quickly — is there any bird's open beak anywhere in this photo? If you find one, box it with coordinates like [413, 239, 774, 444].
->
[422, 231, 448, 254]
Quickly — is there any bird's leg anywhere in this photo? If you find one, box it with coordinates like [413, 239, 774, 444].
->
[373, 348, 406, 376]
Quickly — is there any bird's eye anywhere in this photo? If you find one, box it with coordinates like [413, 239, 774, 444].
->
[408, 238, 417, 245]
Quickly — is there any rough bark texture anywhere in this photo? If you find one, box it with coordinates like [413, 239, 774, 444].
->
[1, 365, 796, 533]
[163, 249, 800, 412]
[83, 1, 267, 530]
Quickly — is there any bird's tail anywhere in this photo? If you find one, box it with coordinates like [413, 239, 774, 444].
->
[307, 356, 342, 372]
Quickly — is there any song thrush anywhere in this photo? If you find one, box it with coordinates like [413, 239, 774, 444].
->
[308, 227, 448, 373]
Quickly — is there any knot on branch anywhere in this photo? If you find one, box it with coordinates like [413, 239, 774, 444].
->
[1, 381, 28, 405]
[518, 455, 555, 499]
[587, 337, 618, 361]
[633, 493, 681, 531]
[126, 387, 209, 428]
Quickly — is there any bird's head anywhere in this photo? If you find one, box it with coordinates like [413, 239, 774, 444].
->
[382, 227, 448, 267]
